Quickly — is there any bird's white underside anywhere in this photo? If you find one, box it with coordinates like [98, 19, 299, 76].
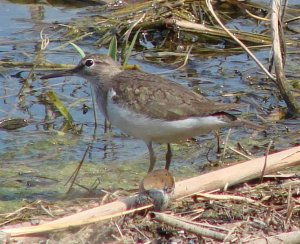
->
[105, 89, 231, 143]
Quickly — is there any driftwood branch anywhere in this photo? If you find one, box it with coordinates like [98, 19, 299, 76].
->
[1, 146, 300, 236]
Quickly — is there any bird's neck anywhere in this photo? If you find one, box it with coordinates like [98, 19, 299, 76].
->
[89, 67, 122, 118]
[90, 66, 122, 84]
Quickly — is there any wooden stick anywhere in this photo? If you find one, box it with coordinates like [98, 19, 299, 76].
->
[149, 212, 231, 241]
[174, 146, 300, 199]
[1, 146, 300, 236]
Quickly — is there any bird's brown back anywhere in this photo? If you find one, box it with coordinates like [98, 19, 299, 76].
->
[108, 70, 242, 121]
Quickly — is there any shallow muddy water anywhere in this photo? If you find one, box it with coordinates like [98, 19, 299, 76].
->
[0, 0, 299, 212]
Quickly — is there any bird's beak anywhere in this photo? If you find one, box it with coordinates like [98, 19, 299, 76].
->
[41, 64, 84, 80]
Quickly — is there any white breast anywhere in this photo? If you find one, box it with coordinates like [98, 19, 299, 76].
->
[105, 89, 231, 143]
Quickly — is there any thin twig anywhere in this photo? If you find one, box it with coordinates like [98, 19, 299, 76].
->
[205, 0, 276, 81]
[228, 146, 253, 160]
[223, 225, 239, 243]
[285, 16, 300, 24]
[115, 222, 125, 241]
[259, 140, 273, 183]
[245, 9, 270, 22]
[221, 128, 231, 163]
[66, 144, 91, 193]
[285, 185, 294, 228]
[196, 193, 265, 207]
[154, 45, 193, 74]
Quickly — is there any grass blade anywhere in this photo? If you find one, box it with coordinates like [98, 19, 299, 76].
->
[70, 42, 86, 58]
[47, 91, 74, 125]
[123, 28, 141, 67]
[108, 35, 117, 61]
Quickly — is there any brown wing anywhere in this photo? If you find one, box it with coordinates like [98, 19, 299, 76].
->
[110, 70, 241, 121]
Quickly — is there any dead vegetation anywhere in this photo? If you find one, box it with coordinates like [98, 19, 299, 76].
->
[1, 147, 300, 242]
[1, 170, 300, 243]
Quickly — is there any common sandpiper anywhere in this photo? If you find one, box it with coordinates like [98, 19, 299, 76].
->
[41, 54, 262, 172]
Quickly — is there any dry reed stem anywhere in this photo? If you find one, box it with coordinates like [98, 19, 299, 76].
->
[149, 212, 231, 241]
[195, 193, 264, 207]
[271, 0, 300, 115]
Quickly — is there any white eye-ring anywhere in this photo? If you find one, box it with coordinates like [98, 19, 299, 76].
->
[85, 59, 94, 67]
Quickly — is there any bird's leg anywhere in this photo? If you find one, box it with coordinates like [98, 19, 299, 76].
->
[165, 143, 172, 170]
[146, 142, 156, 173]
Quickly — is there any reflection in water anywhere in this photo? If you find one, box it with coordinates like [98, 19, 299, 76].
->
[29, 4, 44, 22]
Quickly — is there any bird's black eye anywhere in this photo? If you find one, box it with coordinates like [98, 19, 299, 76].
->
[85, 59, 94, 67]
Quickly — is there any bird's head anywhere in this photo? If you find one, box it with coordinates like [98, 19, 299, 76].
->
[41, 54, 122, 84]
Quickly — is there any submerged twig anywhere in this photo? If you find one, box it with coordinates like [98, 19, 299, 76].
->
[66, 144, 91, 193]
[245, 9, 269, 22]
[155, 45, 193, 74]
